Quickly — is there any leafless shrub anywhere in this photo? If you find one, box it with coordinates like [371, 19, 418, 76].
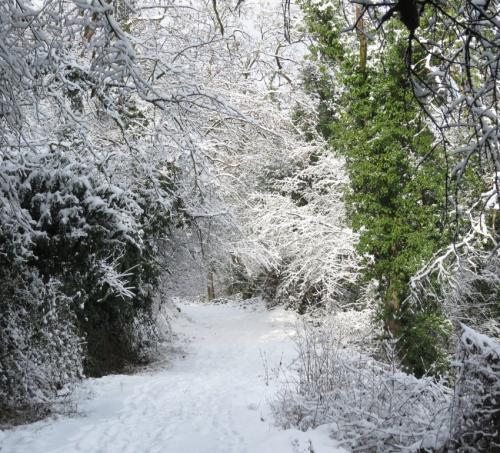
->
[272, 319, 452, 452]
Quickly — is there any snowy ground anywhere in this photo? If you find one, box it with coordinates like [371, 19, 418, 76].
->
[0, 301, 345, 453]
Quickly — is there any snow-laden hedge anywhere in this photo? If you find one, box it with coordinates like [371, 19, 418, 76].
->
[0, 151, 171, 420]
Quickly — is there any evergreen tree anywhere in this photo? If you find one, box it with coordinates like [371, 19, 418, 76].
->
[301, 1, 453, 375]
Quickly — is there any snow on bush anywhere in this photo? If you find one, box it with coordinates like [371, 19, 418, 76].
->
[247, 151, 359, 311]
[0, 149, 173, 416]
[409, 212, 500, 339]
[447, 325, 500, 451]
[272, 318, 452, 452]
[0, 272, 83, 421]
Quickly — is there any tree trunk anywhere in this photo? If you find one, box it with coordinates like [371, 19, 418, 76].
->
[207, 270, 215, 301]
[355, 5, 367, 74]
[386, 287, 401, 335]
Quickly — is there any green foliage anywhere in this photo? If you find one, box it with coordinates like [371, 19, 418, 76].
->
[300, 1, 454, 375]
[400, 312, 453, 377]
[0, 150, 175, 385]
[335, 44, 449, 299]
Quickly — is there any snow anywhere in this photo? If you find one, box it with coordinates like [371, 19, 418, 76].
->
[460, 323, 500, 357]
[0, 301, 346, 453]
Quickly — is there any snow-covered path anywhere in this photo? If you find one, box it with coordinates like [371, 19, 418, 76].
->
[0, 302, 345, 453]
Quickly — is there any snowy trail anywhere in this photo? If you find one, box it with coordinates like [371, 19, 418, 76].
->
[0, 302, 345, 453]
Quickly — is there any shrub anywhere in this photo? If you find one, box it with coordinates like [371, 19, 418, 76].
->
[0, 270, 82, 423]
[0, 150, 171, 415]
[448, 326, 500, 451]
[272, 319, 452, 451]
